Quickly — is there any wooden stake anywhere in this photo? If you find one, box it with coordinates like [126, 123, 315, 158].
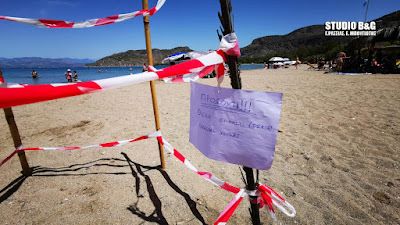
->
[218, 1, 260, 224]
[0, 68, 32, 176]
[142, 0, 165, 169]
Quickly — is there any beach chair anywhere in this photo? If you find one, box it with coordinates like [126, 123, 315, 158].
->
[307, 63, 317, 70]
[324, 64, 337, 73]
[317, 61, 325, 71]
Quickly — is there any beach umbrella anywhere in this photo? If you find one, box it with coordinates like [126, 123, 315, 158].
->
[186, 51, 209, 59]
[268, 57, 285, 62]
[283, 58, 290, 61]
[161, 52, 188, 64]
[162, 51, 209, 65]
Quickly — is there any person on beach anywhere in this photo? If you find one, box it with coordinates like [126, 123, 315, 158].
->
[31, 70, 38, 78]
[65, 69, 72, 83]
[295, 57, 299, 70]
[317, 59, 326, 70]
[73, 71, 78, 82]
[336, 52, 349, 72]
[224, 64, 229, 75]
[142, 63, 147, 72]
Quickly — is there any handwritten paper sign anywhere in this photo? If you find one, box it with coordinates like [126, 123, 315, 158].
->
[189, 82, 283, 170]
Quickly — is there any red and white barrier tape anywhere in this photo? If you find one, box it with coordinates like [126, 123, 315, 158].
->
[214, 189, 246, 225]
[156, 136, 240, 194]
[258, 184, 296, 219]
[0, 130, 239, 193]
[0, 33, 293, 223]
[0, 0, 165, 28]
[215, 32, 241, 87]
[150, 65, 215, 83]
[0, 145, 22, 168]
[0, 132, 159, 167]
[0, 129, 294, 223]
[0, 33, 239, 109]
[153, 35, 242, 84]
[214, 184, 296, 224]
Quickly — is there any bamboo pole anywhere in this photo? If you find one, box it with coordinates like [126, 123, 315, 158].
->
[217, 1, 260, 224]
[0, 68, 32, 176]
[142, 0, 165, 169]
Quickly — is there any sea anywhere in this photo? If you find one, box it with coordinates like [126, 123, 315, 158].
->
[1, 64, 264, 85]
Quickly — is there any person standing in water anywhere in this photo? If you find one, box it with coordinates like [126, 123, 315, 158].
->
[31, 70, 38, 78]
[65, 69, 72, 83]
[142, 63, 147, 72]
[73, 71, 78, 82]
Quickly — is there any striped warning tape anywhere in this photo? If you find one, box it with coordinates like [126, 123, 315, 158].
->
[156, 136, 240, 194]
[214, 184, 296, 224]
[0, 0, 166, 28]
[0, 129, 295, 223]
[0, 132, 158, 167]
[0, 33, 239, 109]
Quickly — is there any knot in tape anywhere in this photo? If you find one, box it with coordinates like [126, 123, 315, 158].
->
[214, 184, 296, 224]
[256, 184, 296, 218]
[245, 189, 258, 198]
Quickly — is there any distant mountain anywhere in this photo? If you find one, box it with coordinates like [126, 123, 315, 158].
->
[0, 57, 95, 68]
[62, 58, 96, 64]
[376, 10, 400, 28]
[86, 47, 192, 67]
[240, 10, 400, 62]
[240, 25, 352, 58]
[71, 11, 400, 67]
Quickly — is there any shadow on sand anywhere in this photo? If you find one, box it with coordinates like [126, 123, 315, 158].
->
[0, 152, 206, 225]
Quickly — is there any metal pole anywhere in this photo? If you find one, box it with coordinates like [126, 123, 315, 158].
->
[217, 1, 260, 224]
[142, 0, 165, 169]
[0, 68, 31, 176]
[243, 167, 261, 224]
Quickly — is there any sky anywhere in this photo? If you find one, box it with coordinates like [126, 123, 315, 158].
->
[0, 0, 399, 60]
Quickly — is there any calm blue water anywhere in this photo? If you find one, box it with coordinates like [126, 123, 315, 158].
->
[239, 64, 264, 71]
[1, 64, 264, 85]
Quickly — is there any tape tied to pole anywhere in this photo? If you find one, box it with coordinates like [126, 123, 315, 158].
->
[214, 184, 296, 225]
[0, 131, 295, 224]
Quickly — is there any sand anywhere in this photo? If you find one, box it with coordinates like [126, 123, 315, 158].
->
[0, 64, 399, 224]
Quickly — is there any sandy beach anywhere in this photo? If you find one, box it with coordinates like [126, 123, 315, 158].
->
[0, 64, 399, 224]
